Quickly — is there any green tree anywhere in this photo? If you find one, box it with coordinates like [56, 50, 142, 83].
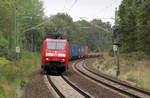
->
[0, 0, 44, 58]
[118, 0, 138, 53]
[118, 0, 150, 55]
[136, 0, 150, 54]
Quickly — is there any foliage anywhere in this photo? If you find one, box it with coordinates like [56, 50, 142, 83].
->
[76, 19, 112, 52]
[98, 57, 105, 65]
[0, 32, 8, 58]
[0, 57, 10, 67]
[17, 0, 44, 52]
[44, 13, 112, 52]
[118, 0, 150, 55]
[0, 52, 41, 97]
[44, 13, 76, 43]
[108, 47, 114, 57]
[121, 51, 149, 61]
[0, 0, 44, 59]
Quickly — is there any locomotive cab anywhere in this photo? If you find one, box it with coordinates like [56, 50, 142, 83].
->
[42, 39, 69, 73]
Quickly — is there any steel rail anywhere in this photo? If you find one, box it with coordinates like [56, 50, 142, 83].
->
[46, 75, 65, 98]
[46, 61, 92, 98]
[61, 75, 92, 98]
[74, 60, 150, 98]
[83, 62, 150, 96]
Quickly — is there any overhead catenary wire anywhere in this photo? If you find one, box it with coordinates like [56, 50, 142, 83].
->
[66, 0, 78, 13]
[62, 0, 67, 13]
[91, 23, 110, 33]
[92, 0, 118, 21]
[94, 0, 118, 16]
[22, 21, 46, 33]
[79, 17, 111, 33]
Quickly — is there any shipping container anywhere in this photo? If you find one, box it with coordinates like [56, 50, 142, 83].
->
[80, 46, 84, 56]
[84, 46, 88, 56]
[69, 45, 77, 56]
[69, 45, 84, 57]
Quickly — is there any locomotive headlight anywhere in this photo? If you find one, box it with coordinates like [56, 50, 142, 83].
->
[58, 54, 66, 57]
[46, 58, 49, 60]
[46, 53, 54, 56]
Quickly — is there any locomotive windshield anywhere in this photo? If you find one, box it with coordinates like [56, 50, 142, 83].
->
[47, 42, 66, 50]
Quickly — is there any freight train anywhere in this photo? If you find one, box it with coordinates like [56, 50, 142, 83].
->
[41, 38, 102, 73]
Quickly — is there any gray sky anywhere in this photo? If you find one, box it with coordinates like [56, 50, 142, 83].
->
[41, 0, 123, 25]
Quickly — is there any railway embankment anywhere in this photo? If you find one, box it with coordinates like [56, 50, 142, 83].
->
[94, 52, 150, 91]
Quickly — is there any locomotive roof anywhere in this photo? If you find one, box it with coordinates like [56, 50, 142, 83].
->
[45, 38, 67, 43]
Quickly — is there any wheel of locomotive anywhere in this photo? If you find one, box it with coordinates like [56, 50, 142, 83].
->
[42, 65, 48, 74]
[41, 67, 46, 74]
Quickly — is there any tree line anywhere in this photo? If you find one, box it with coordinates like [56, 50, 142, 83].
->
[0, 0, 112, 60]
[118, 0, 150, 56]
[44, 13, 112, 52]
[0, 0, 44, 59]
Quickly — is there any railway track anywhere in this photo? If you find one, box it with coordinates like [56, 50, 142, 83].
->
[74, 60, 150, 98]
[46, 74, 92, 98]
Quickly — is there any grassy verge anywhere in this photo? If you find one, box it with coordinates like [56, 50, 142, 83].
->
[94, 52, 150, 90]
[0, 51, 41, 98]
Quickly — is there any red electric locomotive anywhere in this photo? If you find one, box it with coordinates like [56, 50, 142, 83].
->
[41, 39, 69, 73]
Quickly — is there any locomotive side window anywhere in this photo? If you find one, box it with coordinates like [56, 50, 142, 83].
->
[47, 42, 66, 50]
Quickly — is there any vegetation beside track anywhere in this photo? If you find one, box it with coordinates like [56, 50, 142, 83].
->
[94, 52, 150, 91]
[0, 51, 41, 98]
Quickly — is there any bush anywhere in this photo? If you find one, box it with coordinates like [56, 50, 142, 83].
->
[19, 49, 32, 59]
[0, 51, 41, 97]
[121, 51, 149, 61]
[0, 86, 5, 98]
[98, 57, 105, 64]
[6, 49, 16, 60]
[0, 58, 10, 67]
[20, 79, 28, 88]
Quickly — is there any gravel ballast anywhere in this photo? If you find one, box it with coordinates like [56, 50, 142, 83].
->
[64, 59, 127, 98]
[24, 70, 54, 98]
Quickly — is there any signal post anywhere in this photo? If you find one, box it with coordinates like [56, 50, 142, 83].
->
[113, 8, 120, 77]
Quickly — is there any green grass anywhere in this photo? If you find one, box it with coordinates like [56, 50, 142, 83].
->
[94, 57, 104, 69]
[0, 51, 41, 98]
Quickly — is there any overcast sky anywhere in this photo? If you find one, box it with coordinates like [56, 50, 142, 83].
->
[41, 0, 123, 25]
